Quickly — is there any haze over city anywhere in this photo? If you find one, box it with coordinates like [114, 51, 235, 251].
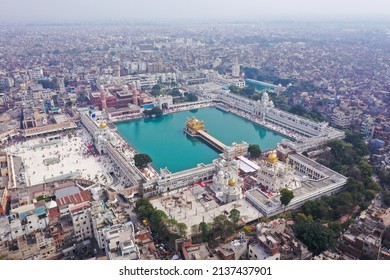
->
[1, 0, 390, 23]
[1, 0, 390, 266]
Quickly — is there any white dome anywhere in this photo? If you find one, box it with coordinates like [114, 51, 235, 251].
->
[218, 170, 224, 177]
[46, 200, 57, 209]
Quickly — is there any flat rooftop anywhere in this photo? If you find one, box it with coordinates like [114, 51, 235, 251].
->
[151, 187, 262, 230]
[5, 126, 114, 187]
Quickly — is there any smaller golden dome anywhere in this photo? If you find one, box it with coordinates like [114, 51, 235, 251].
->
[267, 152, 278, 163]
[100, 121, 107, 129]
[228, 178, 236, 187]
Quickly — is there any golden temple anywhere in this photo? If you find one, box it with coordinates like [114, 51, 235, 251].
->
[186, 117, 204, 131]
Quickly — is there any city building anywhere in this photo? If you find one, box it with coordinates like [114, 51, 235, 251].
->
[246, 146, 347, 216]
[337, 205, 390, 260]
[361, 115, 376, 140]
[28, 67, 44, 81]
[103, 222, 140, 260]
[331, 108, 352, 128]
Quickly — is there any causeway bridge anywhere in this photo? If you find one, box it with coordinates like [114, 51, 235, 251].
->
[184, 117, 227, 152]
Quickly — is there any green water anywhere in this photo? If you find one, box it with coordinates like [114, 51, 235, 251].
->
[115, 107, 285, 173]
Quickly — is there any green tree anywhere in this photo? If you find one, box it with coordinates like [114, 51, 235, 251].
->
[177, 222, 188, 238]
[330, 192, 354, 219]
[378, 168, 390, 185]
[213, 215, 234, 241]
[0, 84, 7, 92]
[229, 209, 240, 229]
[280, 188, 294, 211]
[185, 92, 198, 102]
[248, 144, 261, 158]
[135, 199, 155, 220]
[166, 219, 178, 234]
[357, 160, 375, 179]
[169, 88, 182, 97]
[38, 78, 59, 89]
[382, 190, 390, 207]
[293, 212, 313, 224]
[134, 153, 152, 169]
[240, 85, 255, 96]
[144, 107, 163, 117]
[344, 131, 369, 156]
[327, 221, 342, 237]
[229, 85, 239, 93]
[66, 99, 73, 107]
[293, 221, 336, 255]
[191, 224, 200, 236]
[302, 199, 329, 220]
[149, 209, 168, 230]
[199, 222, 210, 242]
[151, 84, 161, 96]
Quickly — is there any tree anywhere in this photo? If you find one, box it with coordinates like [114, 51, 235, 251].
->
[213, 214, 235, 241]
[199, 222, 210, 242]
[185, 92, 198, 102]
[229, 85, 239, 93]
[144, 107, 163, 117]
[166, 219, 178, 234]
[66, 99, 73, 107]
[248, 144, 261, 158]
[280, 188, 294, 211]
[301, 199, 329, 220]
[169, 88, 182, 97]
[357, 160, 375, 179]
[38, 78, 59, 89]
[229, 209, 240, 229]
[177, 223, 188, 238]
[0, 84, 7, 92]
[135, 199, 155, 220]
[293, 221, 336, 255]
[293, 212, 313, 224]
[383, 190, 390, 207]
[330, 192, 354, 219]
[134, 153, 152, 169]
[240, 85, 255, 96]
[149, 209, 168, 230]
[191, 224, 200, 236]
[327, 221, 342, 237]
[378, 168, 390, 185]
[151, 84, 161, 96]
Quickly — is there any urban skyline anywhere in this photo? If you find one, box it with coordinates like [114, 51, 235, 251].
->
[0, 2, 389, 263]
[1, 0, 390, 23]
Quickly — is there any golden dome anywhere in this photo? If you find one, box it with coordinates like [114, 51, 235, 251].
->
[228, 178, 236, 187]
[100, 121, 107, 129]
[267, 152, 278, 163]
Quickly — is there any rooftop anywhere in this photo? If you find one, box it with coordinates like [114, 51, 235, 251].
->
[56, 190, 91, 207]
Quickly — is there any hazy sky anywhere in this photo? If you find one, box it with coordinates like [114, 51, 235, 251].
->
[1, 0, 390, 23]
